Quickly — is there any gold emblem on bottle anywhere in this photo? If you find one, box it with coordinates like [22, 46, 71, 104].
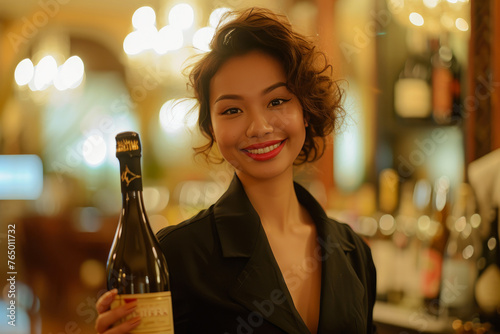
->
[121, 165, 141, 186]
[117, 139, 140, 153]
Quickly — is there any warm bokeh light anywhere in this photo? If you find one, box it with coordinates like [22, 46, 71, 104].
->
[434, 176, 450, 211]
[155, 25, 184, 54]
[142, 26, 159, 50]
[358, 216, 379, 237]
[15, 55, 85, 91]
[413, 179, 432, 211]
[144, 186, 170, 213]
[192, 27, 215, 52]
[462, 244, 474, 260]
[418, 215, 431, 231]
[123, 31, 143, 55]
[123, 27, 158, 55]
[159, 98, 198, 133]
[82, 134, 107, 166]
[470, 213, 481, 228]
[132, 6, 156, 30]
[14, 58, 34, 86]
[379, 214, 396, 236]
[423, 0, 439, 8]
[487, 237, 497, 251]
[209, 7, 231, 27]
[454, 216, 467, 232]
[123, 5, 233, 56]
[54, 56, 85, 90]
[409, 12, 424, 26]
[388, 0, 470, 33]
[33, 55, 58, 91]
[440, 14, 454, 30]
[455, 17, 469, 31]
[168, 3, 194, 30]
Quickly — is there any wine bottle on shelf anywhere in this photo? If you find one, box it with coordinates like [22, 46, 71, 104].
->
[394, 30, 432, 120]
[372, 169, 399, 302]
[106, 131, 174, 333]
[440, 183, 481, 318]
[431, 35, 461, 125]
[392, 179, 429, 308]
[421, 176, 451, 316]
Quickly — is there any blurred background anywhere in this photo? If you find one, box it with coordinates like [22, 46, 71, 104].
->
[0, 0, 499, 333]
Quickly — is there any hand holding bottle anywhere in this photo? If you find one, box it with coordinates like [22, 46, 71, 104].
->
[95, 289, 141, 334]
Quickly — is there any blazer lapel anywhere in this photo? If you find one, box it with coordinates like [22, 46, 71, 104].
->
[214, 175, 307, 333]
[294, 183, 366, 334]
[229, 231, 310, 334]
[317, 221, 366, 333]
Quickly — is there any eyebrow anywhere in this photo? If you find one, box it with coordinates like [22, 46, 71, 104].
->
[213, 82, 287, 104]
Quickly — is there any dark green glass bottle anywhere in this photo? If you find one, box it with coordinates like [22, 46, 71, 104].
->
[106, 131, 174, 333]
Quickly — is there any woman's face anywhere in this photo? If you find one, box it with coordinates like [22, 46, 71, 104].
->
[209, 50, 306, 181]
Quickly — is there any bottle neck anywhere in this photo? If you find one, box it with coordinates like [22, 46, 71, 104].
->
[120, 189, 147, 219]
[122, 189, 143, 204]
[118, 156, 143, 193]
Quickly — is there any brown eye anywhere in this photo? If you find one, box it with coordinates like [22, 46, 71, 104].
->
[268, 98, 290, 107]
[221, 108, 241, 115]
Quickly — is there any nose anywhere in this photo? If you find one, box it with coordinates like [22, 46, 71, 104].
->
[245, 110, 274, 138]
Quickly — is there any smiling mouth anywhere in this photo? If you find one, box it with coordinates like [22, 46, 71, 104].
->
[245, 142, 282, 155]
[241, 140, 287, 161]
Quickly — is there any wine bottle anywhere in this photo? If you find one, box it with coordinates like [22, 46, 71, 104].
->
[373, 169, 399, 302]
[440, 183, 481, 318]
[106, 131, 174, 333]
[431, 36, 461, 125]
[421, 176, 451, 316]
[394, 30, 432, 119]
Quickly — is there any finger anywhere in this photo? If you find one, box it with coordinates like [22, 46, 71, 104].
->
[95, 301, 138, 333]
[96, 289, 118, 314]
[100, 316, 141, 334]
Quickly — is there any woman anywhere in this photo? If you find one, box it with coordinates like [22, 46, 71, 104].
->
[96, 7, 376, 334]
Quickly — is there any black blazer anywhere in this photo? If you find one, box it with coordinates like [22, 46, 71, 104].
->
[157, 175, 377, 334]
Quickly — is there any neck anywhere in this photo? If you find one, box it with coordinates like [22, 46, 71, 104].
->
[236, 169, 305, 232]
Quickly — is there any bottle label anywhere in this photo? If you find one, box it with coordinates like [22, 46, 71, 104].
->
[440, 259, 475, 308]
[394, 78, 431, 118]
[111, 291, 174, 333]
[117, 138, 140, 153]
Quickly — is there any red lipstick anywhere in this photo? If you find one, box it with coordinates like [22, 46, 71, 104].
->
[241, 139, 286, 161]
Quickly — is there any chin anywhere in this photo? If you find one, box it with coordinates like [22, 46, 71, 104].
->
[237, 163, 293, 180]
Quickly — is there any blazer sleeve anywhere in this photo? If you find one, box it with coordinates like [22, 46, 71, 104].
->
[156, 225, 191, 334]
[340, 222, 377, 334]
[366, 244, 377, 334]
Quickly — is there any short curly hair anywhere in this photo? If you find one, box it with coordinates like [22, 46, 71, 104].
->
[189, 7, 344, 164]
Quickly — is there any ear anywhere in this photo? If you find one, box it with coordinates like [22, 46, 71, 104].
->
[302, 109, 310, 128]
